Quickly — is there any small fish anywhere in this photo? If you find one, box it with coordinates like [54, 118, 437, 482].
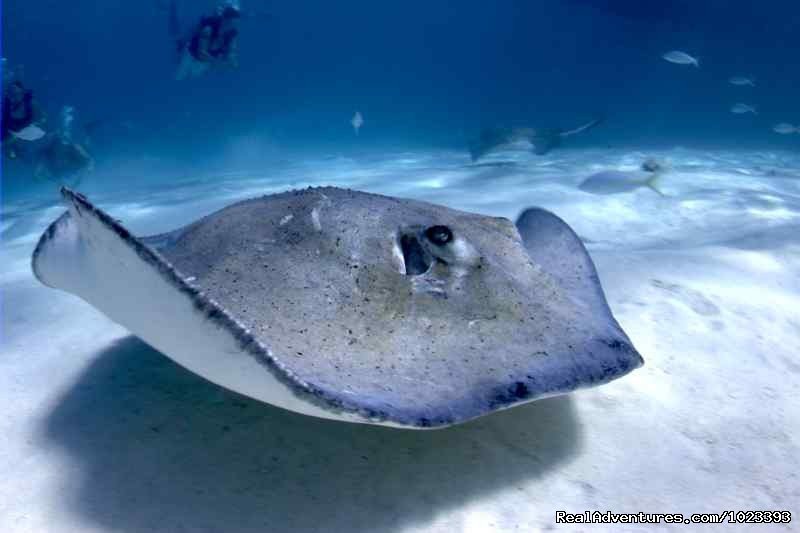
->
[729, 76, 755, 87]
[579, 170, 665, 196]
[773, 123, 798, 134]
[351, 111, 364, 136]
[662, 50, 699, 67]
[10, 124, 46, 141]
[731, 103, 757, 115]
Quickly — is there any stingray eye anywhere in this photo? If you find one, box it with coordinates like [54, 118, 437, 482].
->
[424, 225, 453, 246]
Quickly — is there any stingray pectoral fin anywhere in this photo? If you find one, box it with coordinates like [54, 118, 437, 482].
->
[31, 188, 366, 425]
[468, 127, 515, 161]
[530, 134, 559, 155]
[515, 207, 643, 375]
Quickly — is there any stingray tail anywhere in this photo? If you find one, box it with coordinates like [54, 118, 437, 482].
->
[645, 172, 666, 196]
[559, 117, 604, 138]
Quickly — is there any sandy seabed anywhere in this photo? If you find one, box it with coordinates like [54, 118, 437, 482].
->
[1, 147, 798, 532]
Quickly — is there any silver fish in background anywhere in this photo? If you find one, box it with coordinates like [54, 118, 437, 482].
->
[9, 124, 46, 141]
[730, 103, 757, 115]
[579, 169, 665, 196]
[351, 111, 364, 135]
[662, 50, 699, 67]
[729, 76, 755, 86]
[773, 123, 798, 134]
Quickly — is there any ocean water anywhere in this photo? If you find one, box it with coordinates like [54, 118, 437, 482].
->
[2, 2, 800, 532]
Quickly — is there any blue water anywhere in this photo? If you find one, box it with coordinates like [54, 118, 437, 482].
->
[3, 1, 800, 200]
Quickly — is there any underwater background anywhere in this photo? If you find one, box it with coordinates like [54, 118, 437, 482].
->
[3, 0, 800, 200]
[2, 2, 800, 532]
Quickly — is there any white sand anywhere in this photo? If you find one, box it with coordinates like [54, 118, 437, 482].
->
[1, 147, 798, 532]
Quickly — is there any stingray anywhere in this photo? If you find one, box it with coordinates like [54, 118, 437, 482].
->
[468, 118, 603, 161]
[32, 187, 642, 429]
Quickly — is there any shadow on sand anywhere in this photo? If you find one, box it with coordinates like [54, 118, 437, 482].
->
[42, 336, 583, 533]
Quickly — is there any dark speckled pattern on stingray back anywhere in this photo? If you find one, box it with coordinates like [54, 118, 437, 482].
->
[153, 187, 642, 426]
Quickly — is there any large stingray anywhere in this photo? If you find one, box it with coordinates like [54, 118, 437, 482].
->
[469, 118, 603, 161]
[32, 187, 642, 429]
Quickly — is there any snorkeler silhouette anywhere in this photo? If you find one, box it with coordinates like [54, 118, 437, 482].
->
[169, 0, 241, 80]
[2, 80, 47, 158]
